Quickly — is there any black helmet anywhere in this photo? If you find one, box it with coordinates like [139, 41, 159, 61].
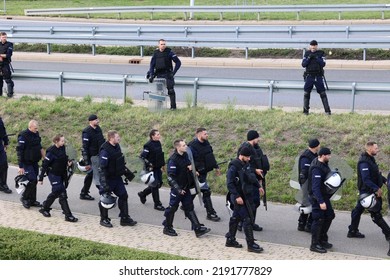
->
[99, 193, 117, 209]
[14, 174, 29, 195]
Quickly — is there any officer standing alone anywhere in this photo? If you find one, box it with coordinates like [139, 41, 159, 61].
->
[302, 40, 331, 115]
[0, 32, 14, 98]
[148, 39, 181, 110]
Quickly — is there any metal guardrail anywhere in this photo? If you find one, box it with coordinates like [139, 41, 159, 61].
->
[2, 24, 390, 59]
[24, 4, 390, 20]
[12, 69, 390, 113]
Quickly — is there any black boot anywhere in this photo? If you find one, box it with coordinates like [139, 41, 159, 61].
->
[0, 168, 12, 194]
[252, 208, 263, 231]
[186, 210, 210, 237]
[99, 203, 112, 227]
[152, 187, 165, 211]
[310, 219, 327, 253]
[320, 218, 333, 249]
[163, 208, 177, 236]
[305, 214, 313, 232]
[226, 217, 243, 248]
[298, 213, 307, 231]
[319, 92, 331, 115]
[303, 91, 310, 115]
[138, 186, 151, 204]
[243, 221, 263, 253]
[59, 192, 78, 222]
[118, 197, 137, 226]
[40, 193, 57, 217]
[203, 192, 220, 222]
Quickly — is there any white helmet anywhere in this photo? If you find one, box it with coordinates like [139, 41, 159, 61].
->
[140, 171, 155, 185]
[77, 158, 92, 173]
[99, 193, 117, 209]
[359, 193, 377, 210]
[324, 170, 343, 194]
[295, 203, 312, 214]
[14, 175, 29, 195]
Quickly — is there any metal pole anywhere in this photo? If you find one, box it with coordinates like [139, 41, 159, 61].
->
[123, 75, 128, 103]
[192, 77, 199, 107]
[59, 72, 64, 96]
[268, 80, 274, 109]
[190, 0, 194, 19]
[350, 82, 356, 113]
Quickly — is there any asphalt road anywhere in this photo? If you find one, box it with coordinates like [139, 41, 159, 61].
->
[12, 61, 390, 111]
[1, 166, 389, 259]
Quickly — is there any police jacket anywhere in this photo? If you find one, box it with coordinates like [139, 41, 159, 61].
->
[227, 158, 259, 200]
[302, 50, 325, 75]
[167, 151, 194, 191]
[149, 48, 181, 76]
[39, 145, 68, 180]
[298, 149, 317, 185]
[0, 117, 9, 152]
[357, 152, 384, 193]
[308, 157, 331, 204]
[16, 129, 42, 167]
[82, 125, 105, 162]
[99, 141, 126, 178]
[188, 138, 218, 174]
[0, 40, 13, 66]
[237, 142, 269, 180]
[140, 140, 165, 170]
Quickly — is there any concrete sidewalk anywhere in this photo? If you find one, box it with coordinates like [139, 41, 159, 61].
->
[0, 199, 380, 260]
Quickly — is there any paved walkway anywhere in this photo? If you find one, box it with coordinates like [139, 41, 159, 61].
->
[0, 200, 380, 260]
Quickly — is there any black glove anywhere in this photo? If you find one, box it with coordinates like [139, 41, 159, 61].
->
[309, 54, 317, 59]
[148, 76, 154, 83]
[124, 168, 135, 182]
[146, 72, 150, 79]
[103, 185, 110, 193]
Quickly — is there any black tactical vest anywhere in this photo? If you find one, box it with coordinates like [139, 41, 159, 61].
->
[188, 139, 217, 173]
[144, 140, 165, 168]
[357, 152, 382, 192]
[308, 157, 331, 196]
[83, 126, 105, 157]
[46, 145, 68, 176]
[100, 142, 126, 178]
[154, 48, 173, 73]
[168, 152, 194, 189]
[298, 149, 317, 184]
[304, 50, 324, 75]
[0, 41, 12, 66]
[229, 158, 256, 196]
[19, 129, 42, 163]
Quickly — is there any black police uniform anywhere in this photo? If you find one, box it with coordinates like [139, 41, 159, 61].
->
[80, 124, 105, 199]
[98, 141, 137, 227]
[138, 139, 165, 210]
[297, 149, 317, 231]
[0, 117, 11, 193]
[188, 138, 220, 221]
[308, 157, 335, 253]
[0, 39, 14, 97]
[301, 50, 331, 115]
[225, 158, 263, 253]
[348, 152, 390, 256]
[16, 128, 43, 208]
[38, 144, 78, 222]
[148, 47, 181, 109]
[163, 150, 210, 237]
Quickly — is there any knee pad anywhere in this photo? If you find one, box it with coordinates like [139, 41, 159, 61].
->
[371, 211, 383, 223]
[304, 92, 311, 98]
[201, 189, 211, 198]
[59, 192, 68, 200]
[167, 89, 175, 96]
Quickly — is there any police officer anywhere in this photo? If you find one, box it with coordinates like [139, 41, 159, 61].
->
[98, 130, 137, 228]
[163, 139, 210, 237]
[297, 138, 320, 232]
[188, 127, 221, 222]
[302, 40, 331, 115]
[308, 147, 334, 253]
[226, 146, 263, 253]
[237, 130, 265, 232]
[0, 116, 11, 193]
[0, 32, 14, 98]
[347, 141, 390, 256]
[38, 134, 78, 222]
[79, 114, 105, 201]
[16, 120, 45, 209]
[148, 39, 181, 110]
[138, 129, 165, 211]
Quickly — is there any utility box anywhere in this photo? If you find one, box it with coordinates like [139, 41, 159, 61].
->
[144, 78, 167, 112]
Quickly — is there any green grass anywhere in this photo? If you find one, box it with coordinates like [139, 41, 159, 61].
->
[0, 226, 187, 260]
[5, 0, 390, 20]
[1, 96, 390, 211]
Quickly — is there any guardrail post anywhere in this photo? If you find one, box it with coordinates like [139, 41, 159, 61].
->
[59, 72, 63, 96]
[268, 80, 274, 109]
[137, 27, 141, 37]
[338, 12, 342, 20]
[363, 48, 366, 61]
[235, 27, 239, 38]
[50, 27, 54, 35]
[288, 26, 293, 38]
[122, 75, 128, 103]
[150, 12, 153, 20]
[192, 78, 199, 107]
[191, 47, 195, 58]
[220, 12, 223, 21]
[184, 27, 188, 37]
[91, 27, 96, 36]
[245, 47, 248, 60]
[257, 12, 260, 21]
[47, 43, 51, 54]
[10, 26, 14, 34]
[184, 12, 187, 21]
[350, 82, 356, 113]
[296, 11, 300, 20]
[382, 11, 385, 20]
[92, 44, 96, 56]
[345, 26, 350, 38]
[117, 12, 121, 20]
[140, 46, 144, 57]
